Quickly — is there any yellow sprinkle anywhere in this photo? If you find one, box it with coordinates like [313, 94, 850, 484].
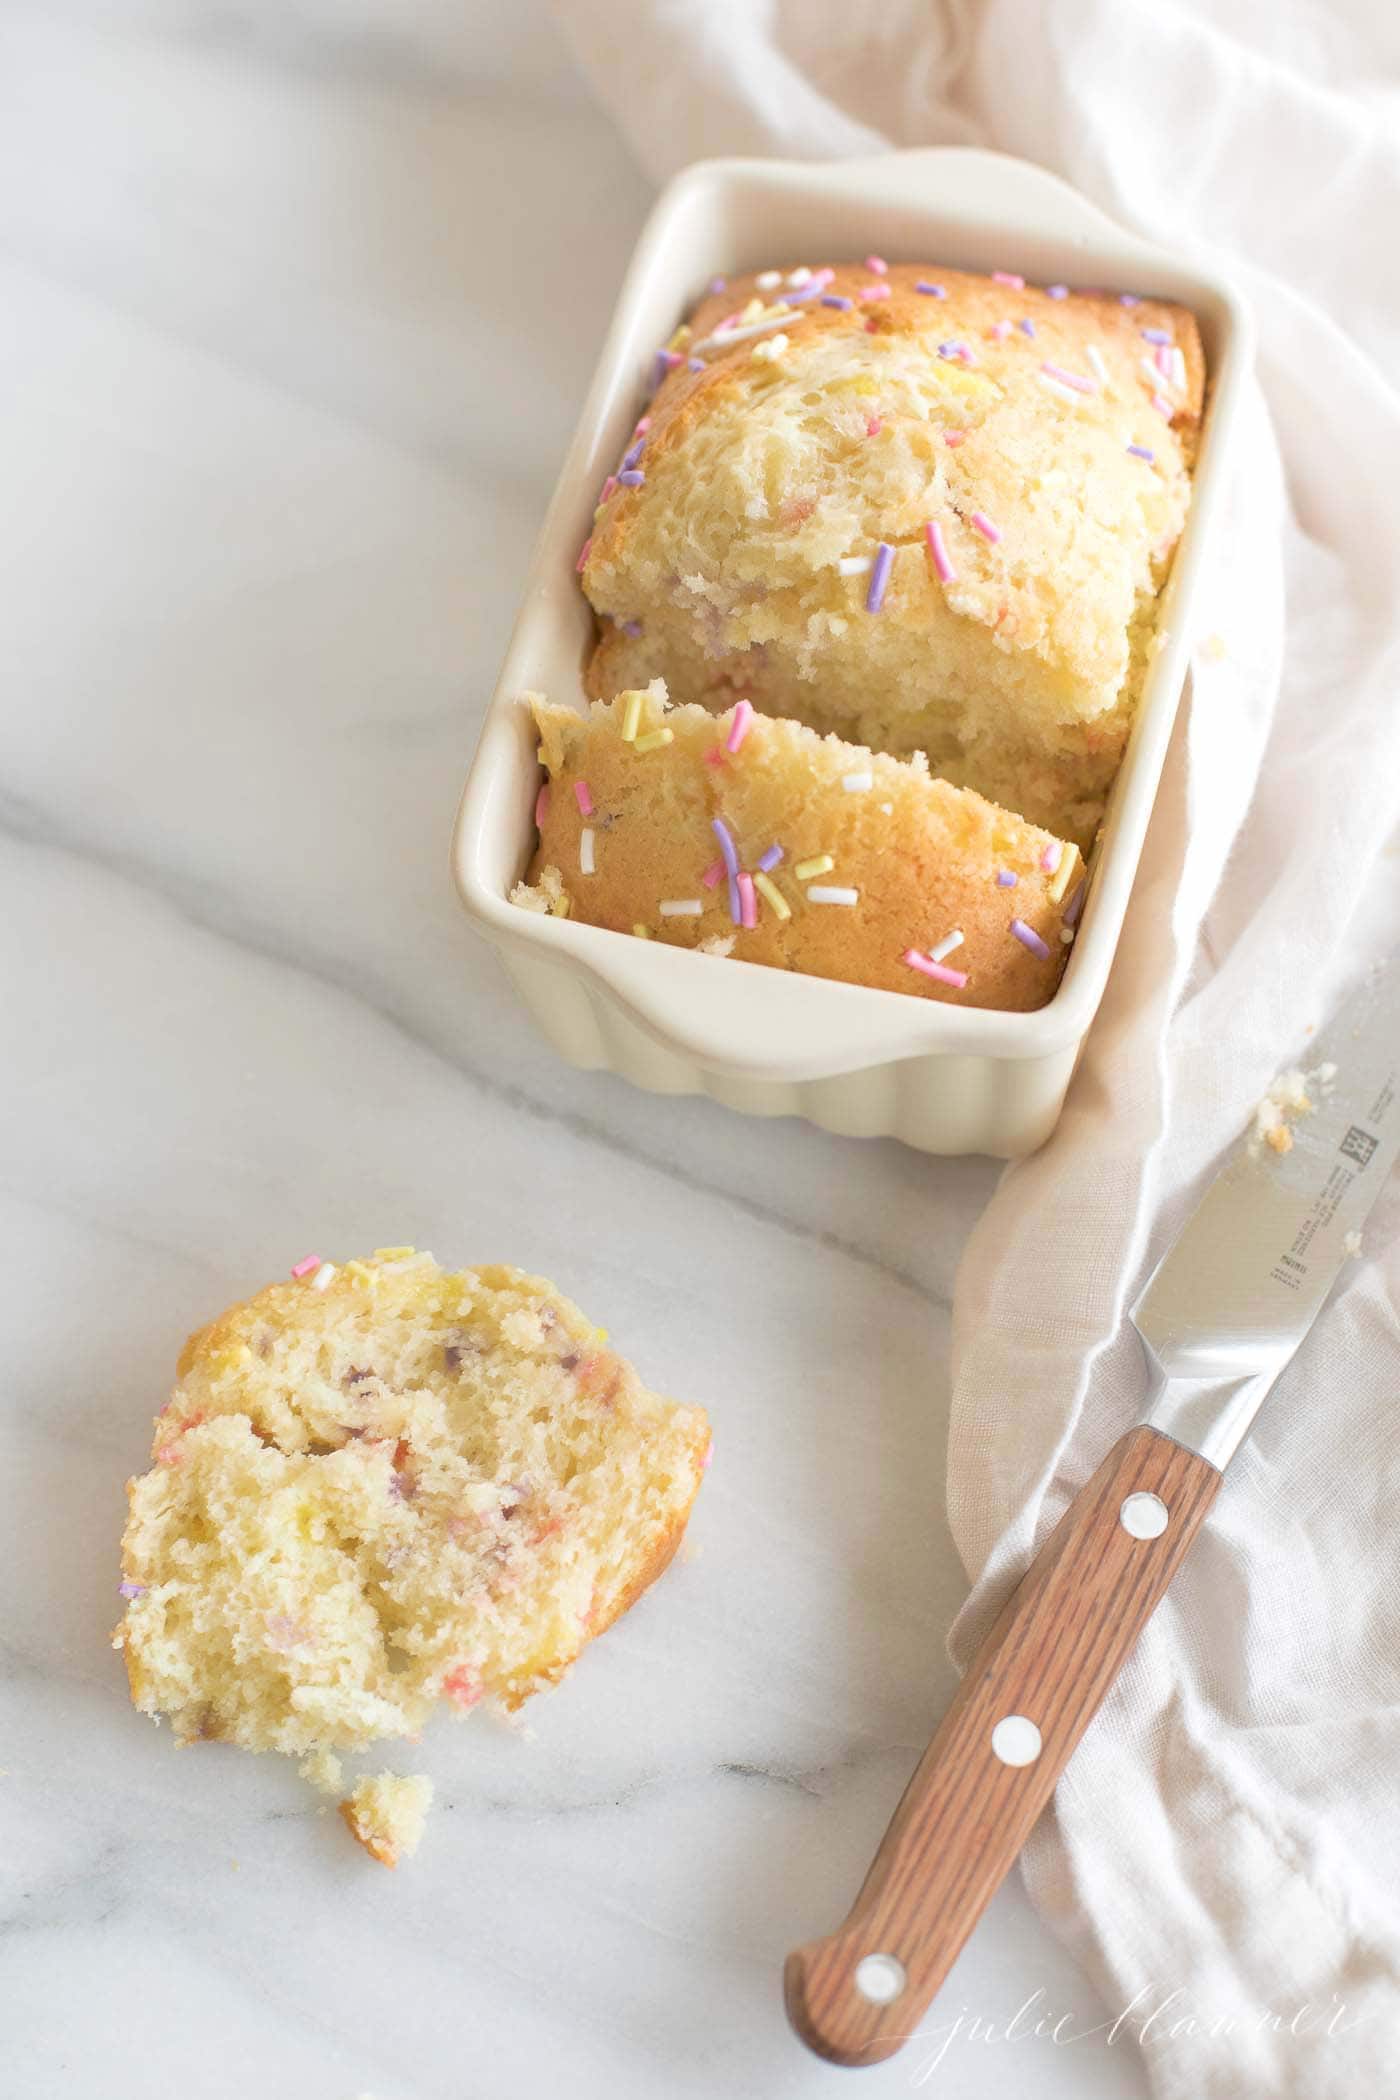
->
[794, 854, 835, 880]
[633, 727, 675, 753]
[619, 690, 643, 742]
[632, 923, 651, 939]
[372, 1247, 416, 1262]
[753, 872, 791, 922]
[667, 324, 691, 352]
[741, 297, 765, 322]
[1046, 843, 1079, 905]
[938, 366, 998, 397]
[554, 895, 571, 919]
[594, 1326, 608, 1343]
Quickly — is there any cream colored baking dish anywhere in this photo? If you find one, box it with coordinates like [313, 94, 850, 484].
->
[452, 149, 1252, 1156]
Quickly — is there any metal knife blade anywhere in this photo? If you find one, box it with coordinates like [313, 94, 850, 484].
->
[1134, 958, 1400, 1470]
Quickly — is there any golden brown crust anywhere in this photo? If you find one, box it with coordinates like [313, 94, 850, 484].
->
[339, 1797, 400, 1868]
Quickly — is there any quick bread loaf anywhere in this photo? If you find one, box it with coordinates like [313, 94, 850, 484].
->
[518, 684, 1081, 1011]
[581, 261, 1203, 851]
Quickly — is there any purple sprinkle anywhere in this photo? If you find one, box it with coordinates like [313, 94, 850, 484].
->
[1141, 326, 1172, 345]
[781, 283, 822, 305]
[708, 276, 727, 295]
[866, 541, 894, 614]
[1127, 443, 1156, 462]
[938, 340, 969, 359]
[688, 357, 705, 372]
[1046, 283, 1069, 300]
[1018, 317, 1036, 336]
[727, 874, 742, 925]
[620, 619, 643, 637]
[650, 350, 669, 388]
[757, 844, 783, 873]
[712, 816, 739, 876]
[618, 469, 645, 487]
[1063, 879, 1087, 928]
[821, 294, 853, 310]
[915, 281, 946, 298]
[996, 870, 1018, 888]
[118, 1581, 147, 1598]
[621, 439, 645, 470]
[1011, 918, 1051, 961]
[1120, 293, 1142, 307]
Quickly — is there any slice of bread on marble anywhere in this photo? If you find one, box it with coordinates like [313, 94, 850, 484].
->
[115, 1250, 710, 1768]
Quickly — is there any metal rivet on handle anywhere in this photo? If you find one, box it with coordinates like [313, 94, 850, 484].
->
[853, 1954, 907, 2004]
[1120, 1491, 1170, 1540]
[990, 1715, 1042, 1767]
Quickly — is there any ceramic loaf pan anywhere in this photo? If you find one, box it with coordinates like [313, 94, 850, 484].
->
[452, 150, 1253, 1156]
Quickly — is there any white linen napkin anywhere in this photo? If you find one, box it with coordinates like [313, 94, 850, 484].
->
[551, 2, 1400, 2089]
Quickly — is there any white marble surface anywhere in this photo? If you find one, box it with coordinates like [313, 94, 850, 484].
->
[0, 8, 1148, 2096]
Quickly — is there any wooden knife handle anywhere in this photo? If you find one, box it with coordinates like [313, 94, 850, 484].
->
[784, 1425, 1221, 2066]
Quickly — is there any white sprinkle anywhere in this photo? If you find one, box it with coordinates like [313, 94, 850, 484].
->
[879, 801, 893, 814]
[756, 270, 782, 290]
[1060, 927, 1076, 945]
[930, 929, 965, 962]
[1140, 353, 1167, 390]
[580, 826, 596, 875]
[837, 555, 873, 576]
[659, 898, 703, 916]
[1036, 372, 1087, 407]
[751, 332, 790, 363]
[310, 1263, 337, 1291]
[842, 770, 874, 792]
[1085, 343, 1109, 385]
[691, 312, 797, 355]
[1169, 345, 1187, 392]
[807, 886, 860, 906]
[786, 266, 812, 286]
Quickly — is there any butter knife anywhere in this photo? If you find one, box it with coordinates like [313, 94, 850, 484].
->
[785, 959, 1400, 2066]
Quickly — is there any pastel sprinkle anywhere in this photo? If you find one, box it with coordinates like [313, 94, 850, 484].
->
[633, 922, 651, 937]
[996, 869, 1017, 887]
[1046, 283, 1070, 299]
[1038, 373, 1088, 406]
[756, 270, 782, 290]
[634, 728, 674, 753]
[858, 282, 892, 301]
[1047, 845, 1079, 905]
[787, 267, 813, 286]
[660, 898, 703, 916]
[576, 538, 592, 573]
[838, 554, 873, 576]
[1041, 840, 1063, 874]
[621, 439, 645, 470]
[291, 1255, 321, 1279]
[938, 340, 971, 360]
[1040, 361, 1096, 393]
[842, 770, 874, 792]
[930, 929, 965, 962]
[700, 859, 725, 889]
[534, 783, 550, 826]
[1169, 346, 1187, 392]
[1152, 392, 1174, 417]
[708, 276, 727, 295]
[794, 855, 834, 881]
[866, 415, 883, 437]
[634, 416, 652, 434]
[1064, 879, 1087, 927]
[821, 294, 854, 310]
[992, 271, 1025, 289]
[781, 283, 822, 306]
[599, 476, 617, 503]
[753, 872, 791, 922]
[580, 827, 596, 875]
[866, 542, 894, 613]
[915, 281, 946, 297]
[310, 1263, 337, 1291]
[703, 746, 726, 768]
[688, 358, 705, 372]
[865, 254, 888, 274]
[1011, 918, 1051, 961]
[1120, 293, 1142, 307]
[712, 816, 740, 874]
[943, 430, 966, 448]
[1141, 326, 1171, 345]
[620, 618, 643, 637]
[618, 469, 645, 487]
[726, 699, 754, 752]
[118, 1581, 147, 1598]
[970, 511, 1001, 543]
[757, 844, 784, 872]
[807, 886, 860, 906]
[1018, 317, 1036, 336]
[690, 313, 792, 354]
[990, 319, 1012, 341]
[619, 691, 643, 741]
[925, 519, 956, 583]
[737, 873, 757, 929]
[727, 875, 742, 924]
[574, 780, 595, 816]
[904, 949, 968, 989]
[1085, 343, 1109, 385]
[1127, 443, 1156, 462]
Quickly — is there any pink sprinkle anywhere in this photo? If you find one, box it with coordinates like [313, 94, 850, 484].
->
[575, 537, 592, 573]
[574, 780, 595, 817]
[865, 254, 888, 274]
[864, 318, 880, 333]
[903, 949, 969, 989]
[599, 475, 618, 502]
[859, 282, 892, 301]
[443, 1665, 482, 1712]
[703, 745, 726, 768]
[1152, 392, 1174, 417]
[290, 1255, 321, 1279]
[534, 784, 550, 827]
[990, 319, 1012, 341]
[944, 430, 966, 448]
[866, 415, 883, 437]
[155, 1444, 182, 1467]
[970, 511, 1001, 544]
[700, 859, 725, 890]
[737, 873, 757, 929]
[1040, 361, 1096, 394]
[634, 416, 651, 435]
[726, 698, 754, 752]
[1041, 840, 1062, 873]
[925, 519, 956, 584]
[701, 1440, 714, 1470]
[1155, 342, 1172, 377]
[812, 267, 835, 287]
[992, 271, 1025, 289]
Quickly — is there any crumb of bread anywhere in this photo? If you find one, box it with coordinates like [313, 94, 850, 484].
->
[340, 1772, 433, 1868]
[299, 1747, 344, 1796]
[510, 863, 570, 916]
[114, 1252, 709, 1758]
[1252, 1063, 1338, 1157]
[698, 934, 736, 958]
[1265, 1125, 1293, 1155]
